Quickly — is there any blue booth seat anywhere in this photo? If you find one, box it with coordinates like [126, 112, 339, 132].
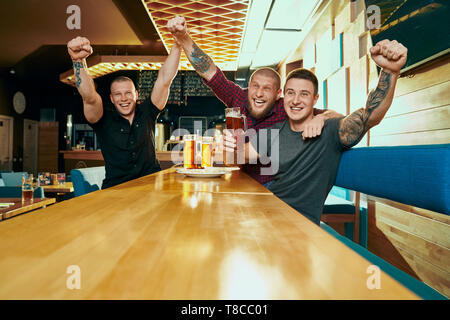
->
[335, 144, 450, 215]
[323, 144, 450, 300]
[1, 172, 29, 186]
[323, 194, 355, 214]
[322, 186, 361, 244]
[320, 222, 446, 300]
[0, 186, 45, 198]
[0, 170, 13, 177]
[0, 178, 4, 186]
[70, 167, 105, 197]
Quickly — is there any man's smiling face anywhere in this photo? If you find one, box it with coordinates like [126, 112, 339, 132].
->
[110, 80, 138, 119]
[247, 72, 282, 119]
[283, 78, 318, 124]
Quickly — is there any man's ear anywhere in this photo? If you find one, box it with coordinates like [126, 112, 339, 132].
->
[135, 90, 139, 101]
[313, 94, 319, 106]
[276, 88, 282, 100]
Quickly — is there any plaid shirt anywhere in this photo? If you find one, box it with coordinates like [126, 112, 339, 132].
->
[204, 67, 324, 184]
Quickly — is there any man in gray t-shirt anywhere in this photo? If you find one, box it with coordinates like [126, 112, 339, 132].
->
[253, 118, 347, 224]
[223, 39, 408, 225]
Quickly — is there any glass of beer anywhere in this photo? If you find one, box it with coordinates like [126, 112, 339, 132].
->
[225, 108, 247, 157]
[22, 174, 34, 203]
[184, 134, 202, 169]
[202, 136, 214, 168]
[225, 107, 247, 132]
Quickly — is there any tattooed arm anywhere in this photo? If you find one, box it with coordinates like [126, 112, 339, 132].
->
[67, 37, 103, 124]
[338, 40, 407, 147]
[167, 16, 217, 81]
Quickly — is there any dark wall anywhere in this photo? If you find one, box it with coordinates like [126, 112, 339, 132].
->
[0, 71, 41, 171]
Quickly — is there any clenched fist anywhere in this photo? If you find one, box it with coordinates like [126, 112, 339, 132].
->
[370, 40, 407, 74]
[166, 16, 189, 40]
[67, 36, 93, 61]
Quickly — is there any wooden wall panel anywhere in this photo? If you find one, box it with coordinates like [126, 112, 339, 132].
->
[303, 43, 315, 69]
[342, 10, 365, 67]
[326, 67, 348, 116]
[370, 128, 450, 147]
[369, 201, 450, 297]
[376, 220, 449, 269]
[370, 56, 450, 147]
[386, 81, 450, 118]
[349, 55, 368, 113]
[371, 105, 450, 136]
[334, 2, 350, 35]
[394, 246, 450, 297]
[38, 122, 58, 173]
[375, 203, 449, 248]
[395, 58, 450, 97]
[315, 28, 333, 80]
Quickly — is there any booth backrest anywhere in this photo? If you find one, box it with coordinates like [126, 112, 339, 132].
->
[0, 186, 45, 198]
[70, 167, 105, 197]
[335, 144, 450, 215]
[1, 172, 29, 187]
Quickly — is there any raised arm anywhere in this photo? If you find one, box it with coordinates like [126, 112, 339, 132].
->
[167, 16, 217, 81]
[67, 37, 103, 124]
[339, 40, 407, 147]
[151, 43, 182, 110]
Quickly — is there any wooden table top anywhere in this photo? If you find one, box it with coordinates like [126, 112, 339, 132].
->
[41, 182, 74, 193]
[0, 198, 56, 220]
[0, 169, 418, 299]
[112, 167, 272, 195]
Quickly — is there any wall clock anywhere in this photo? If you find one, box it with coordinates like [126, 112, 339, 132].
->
[13, 91, 26, 114]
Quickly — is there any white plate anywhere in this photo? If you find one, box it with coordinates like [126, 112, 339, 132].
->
[176, 168, 227, 178]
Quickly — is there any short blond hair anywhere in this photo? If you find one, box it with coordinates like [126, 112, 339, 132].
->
[249, 67, 281, 90]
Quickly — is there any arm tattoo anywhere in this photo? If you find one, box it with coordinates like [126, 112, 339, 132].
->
[189, 42, 213, 74]
[339, 71, 391, 147]
[73, 61, 83, 88]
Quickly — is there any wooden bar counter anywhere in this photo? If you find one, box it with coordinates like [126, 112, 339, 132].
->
[60, 150, 180, 173]
[0, 168, 418, 299]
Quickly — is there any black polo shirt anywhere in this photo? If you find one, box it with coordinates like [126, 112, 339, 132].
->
[90, 97, 162, 189]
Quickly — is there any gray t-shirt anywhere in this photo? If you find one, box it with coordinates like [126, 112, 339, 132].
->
[252, 118, 348, 225]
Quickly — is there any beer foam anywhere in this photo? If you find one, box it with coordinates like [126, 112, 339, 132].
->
[226, 111, 240, 118]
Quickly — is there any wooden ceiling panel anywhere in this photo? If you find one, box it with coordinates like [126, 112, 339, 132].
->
[143, 0, 250, 71]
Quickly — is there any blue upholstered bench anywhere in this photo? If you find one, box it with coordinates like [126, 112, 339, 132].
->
[335, 144, 449, 215]
[322, 144, 450, 300]
[323, 187, 361, 243]
[70, 166, 105, 197]
[0, 186, 45, 198]
[1, 172, 29, 186]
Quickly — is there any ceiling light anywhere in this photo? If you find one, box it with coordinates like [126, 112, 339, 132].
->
[60, 55, 166, 86]
[143, 0, 251, 71]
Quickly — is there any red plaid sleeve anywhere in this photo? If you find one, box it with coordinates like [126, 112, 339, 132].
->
[203, 67, 247, 109]
[313, 108, 326, 115]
